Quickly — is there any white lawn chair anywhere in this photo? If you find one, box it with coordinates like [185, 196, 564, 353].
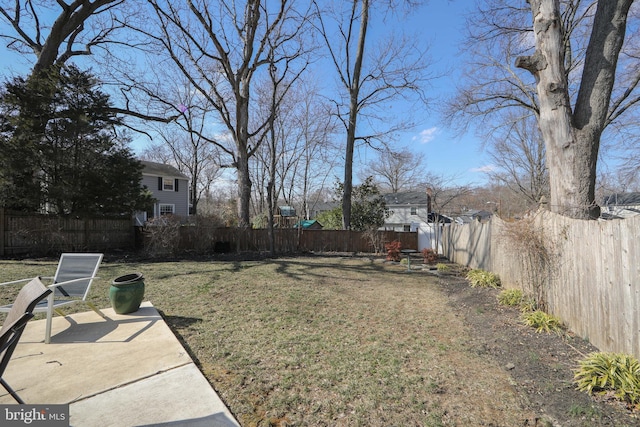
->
[0, 253, 107, 343]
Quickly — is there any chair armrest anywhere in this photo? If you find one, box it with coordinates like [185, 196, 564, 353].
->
[49, 276, 99, 288]
[0, 278, 35, 287]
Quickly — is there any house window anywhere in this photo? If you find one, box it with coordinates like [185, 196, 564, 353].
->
[403, 225, 411, 232]
[159, 204, 175, 216]
[163, 178, 174, 191]
[410, 207, 417, 215]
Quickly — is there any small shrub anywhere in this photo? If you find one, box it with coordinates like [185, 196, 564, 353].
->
[519, 296, 538, 313]
[465, 269, 501, 288]
[497, 289, 523, 307]
[568, 404, 600, 419]
[144, 215, 182, 257]
[574, 352, 640, 408]
[421, 248, 438, 264]
[521, 310, 562, 334]
[436, 263, 450, 272]
[385, 240, 401, 262]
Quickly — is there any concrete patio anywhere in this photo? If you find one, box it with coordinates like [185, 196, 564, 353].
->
[0, 301, 239, 427]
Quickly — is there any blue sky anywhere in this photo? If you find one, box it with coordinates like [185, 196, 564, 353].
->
[0, 1, 491, 187]
[386, 1, 491, 187]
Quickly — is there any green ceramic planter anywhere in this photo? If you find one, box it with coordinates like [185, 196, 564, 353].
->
[110, 273, 145, 314]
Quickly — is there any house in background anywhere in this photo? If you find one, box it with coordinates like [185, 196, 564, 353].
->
[601, 193, 640, 219]
[454, 209, 493, 224]
[134, 160, 190, 225]
[381, 190, 447, 251]
[308, 201, 339, 219]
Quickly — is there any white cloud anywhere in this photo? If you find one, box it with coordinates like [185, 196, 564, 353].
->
[413, 127, 439, 144]
[471, 165, 496, 173]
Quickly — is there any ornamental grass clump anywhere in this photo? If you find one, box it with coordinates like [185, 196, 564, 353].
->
[465, 269, 501, 288]
[574, 352, 640, 409]
[521, 310, 563, 334]
[436, 263, 450, 272]
[519, 296, 539, 313]
[497, 289, 523, 307]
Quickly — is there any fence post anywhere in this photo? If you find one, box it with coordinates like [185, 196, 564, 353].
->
[84, 217, 89, 251]
[0, 208, 4, 256]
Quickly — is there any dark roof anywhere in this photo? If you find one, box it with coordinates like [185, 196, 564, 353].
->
[309, 201, 340, 212]
[141, 160, 189, 179]
[600, 212, 624, 220]
[602, 192, 640, 206]
[383, 191, 429, 206]
[427, 213, 452, 223]
[468, 209, 493, 220]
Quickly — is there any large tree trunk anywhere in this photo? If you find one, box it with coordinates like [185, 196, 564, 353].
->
[236, 81, 252, 228]
[342, 0, 369, 230]
[237, 149, 252, 228]
[516, 0, 632, 219]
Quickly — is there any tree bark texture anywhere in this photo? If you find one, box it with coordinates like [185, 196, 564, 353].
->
[342, 0, 369, 230]
[516, 0, 633, 219]
[234, 0, 259, 229]
[236, 83, 252, 228]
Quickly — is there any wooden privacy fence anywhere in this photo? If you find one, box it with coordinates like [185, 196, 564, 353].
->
[1, 207, 418, 257]
[177, 227, 418, 254]
[441, 209, 640, 359]
[0, 209, 135, 256]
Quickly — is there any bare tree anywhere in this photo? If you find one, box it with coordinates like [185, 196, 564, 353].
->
[137, 73, 225, 217]
[451, 0, 640, 219]
[0, 0, 180, 135]
[286, 80, 339, 220]
[252, 78, 339, 216]
[0, 0, 125, 76]
[424, 173, 473, 216]
[313, 0, 430, 229]
[117, 0, 314, 228]
[448, 1, 595, 130]
[484, 113, 549, 208]
[361, 148, 427, 193]
[251, 72, 338, 254]
[516, 0, 635, 219]
[0, 0, 134, 148]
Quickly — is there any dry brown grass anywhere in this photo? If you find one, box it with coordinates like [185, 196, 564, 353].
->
[0, 256, 535, 426]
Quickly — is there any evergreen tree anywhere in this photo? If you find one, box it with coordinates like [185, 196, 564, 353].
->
[0, 65, 151, 216]
[0, 69, 58, 211]
[350, 177, 388, 232]
[330, 177, 389, 231]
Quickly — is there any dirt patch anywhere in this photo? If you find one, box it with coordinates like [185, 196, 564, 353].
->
[435, 266, 638, 427]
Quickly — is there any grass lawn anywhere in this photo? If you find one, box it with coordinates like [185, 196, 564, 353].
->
[0, 256, 534, 426]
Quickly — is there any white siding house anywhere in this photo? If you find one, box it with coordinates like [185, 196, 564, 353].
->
[602, 193, 640, 219]
[381, 191, 447, 251]
[135, 161, 190, 225]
